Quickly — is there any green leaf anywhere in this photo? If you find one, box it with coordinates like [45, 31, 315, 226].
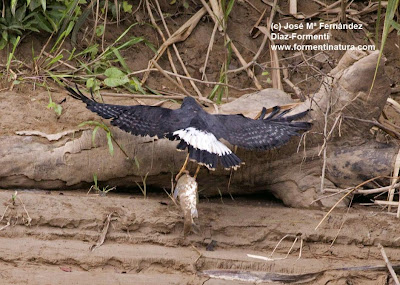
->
[0, 38, 6, 50]
[15, 5, 27, 22]
[29, 0, 42, 11]
[144, 40, 157, 53]
[146, 86, 162, 96]
[225, 0, 235, 19]
[11, 0, 18, 16]
[134, 156, 140, 169]
[92, 125, 100, 147]
[112, 23, 139, 45]
[104, 67, 126, 78]
[67, 47, 76, 60]
[104, 67, 130, 87]
[54, 104, 63, 116]
[71, 3, 91, 45]
[79, 120, 101, 128]
[208, 84, 220, 100]
[130, 77, 146, 94]
[52, 21, 75, 53]
[47, 101, 63, 116]
[122, 1, 133, 13]
[86, 78, 95, 89]
[96, 25, 105, 37]
[79, 121, 112, 133]
[73, 44, 98, 59]
[93, 173, 98, 187]
[1, 31, 7, 41]
[170, 0, 177, 4]
[104, 77, 130, 87]
[111, 47, 130, 72]
[106, 132, 114, 156]
[43, 11, 58, 32]
[33, 13, 53, 33]
[40, 0, 46, 11]
[391, 19, 400, 33]
[79, 121, 115, 157]
[370, 0, 400, 93]
[45, 54, 63, 68]
[113, 37, 144, 51]
[7, 36, 20, 72]
[46, 71, 65, 85]
[25, 26, 40, 33]
[183, 0, 189, 9]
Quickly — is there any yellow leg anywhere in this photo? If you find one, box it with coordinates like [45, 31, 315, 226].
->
[175, 153, 190, 181]
[194, 165, 201, 179]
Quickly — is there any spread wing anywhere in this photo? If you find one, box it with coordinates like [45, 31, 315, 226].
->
[214, 110, 311, 150]
[67, 86, 182, 138]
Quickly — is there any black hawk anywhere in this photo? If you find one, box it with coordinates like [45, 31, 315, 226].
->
[67, 86, 311, 178]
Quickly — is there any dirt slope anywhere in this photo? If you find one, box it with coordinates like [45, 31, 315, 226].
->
[0, 190, 398, 284]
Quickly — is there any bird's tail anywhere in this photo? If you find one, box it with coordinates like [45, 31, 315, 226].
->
[175, 140, 242, 170]
[264, 106, 311, 122]
[278, 109, 311, 122]
[262, 107, 312, 132]
[65, 84, 96, 105]
[287, 121, 312, 132]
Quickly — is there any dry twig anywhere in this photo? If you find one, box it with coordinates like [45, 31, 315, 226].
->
[315, 176, 383, 230]
[200, 0, 262, 90]
[270, 233, 303, 260]
[141, 6, 206, 84]
[145, 0, 184, 89]
[90, 212, 116, 251]
[153, 0, 203, 98]
[378, 243, 400, 285]
[389, 149, 400, 212]
[17, 196, 32, 226]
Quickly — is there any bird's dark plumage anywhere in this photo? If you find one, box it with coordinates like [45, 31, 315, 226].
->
[67, 86, 311, 170]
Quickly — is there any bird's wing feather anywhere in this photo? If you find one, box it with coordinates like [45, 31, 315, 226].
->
[108, 105, 174, 138]
[214, 112, 311, 150]
[67, 86, 180, 138]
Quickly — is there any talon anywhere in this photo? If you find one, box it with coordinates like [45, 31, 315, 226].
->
[175, 154, 190, 181]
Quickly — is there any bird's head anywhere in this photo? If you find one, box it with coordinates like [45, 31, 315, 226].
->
[181, 97, 203, 112]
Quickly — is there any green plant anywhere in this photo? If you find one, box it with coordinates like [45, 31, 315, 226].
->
[208, 0, 235, 103]
[0, 4, 38, 49]
[106, 0, 133, 17]
[47, 93, 62, 116]
[135, 172, 149, 198]
[103, 67, 129, 87]
[0, 0, 82, 49]
[11, 191, 18, 205]
[370, 0, 399, 93]
[2, 0, 157, 98]
[86, 78, 101, 95]
[261, 71, 272, 85]
[79, 120, 115, 156]
[208, 39, 232, 103]
[88, 174, 116, 196]
[78, 114, 140, 170]
[70, 23, 154, 90]
[221, 0, 235, 27]
[6, 35, 20, 73]
[170, 0, 190, 9]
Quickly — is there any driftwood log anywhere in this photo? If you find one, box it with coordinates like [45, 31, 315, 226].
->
[0, 50, 395, 208]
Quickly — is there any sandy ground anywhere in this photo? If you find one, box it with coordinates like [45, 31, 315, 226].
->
[0, 189, 398, 284]
[1, 1, 400, 284]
